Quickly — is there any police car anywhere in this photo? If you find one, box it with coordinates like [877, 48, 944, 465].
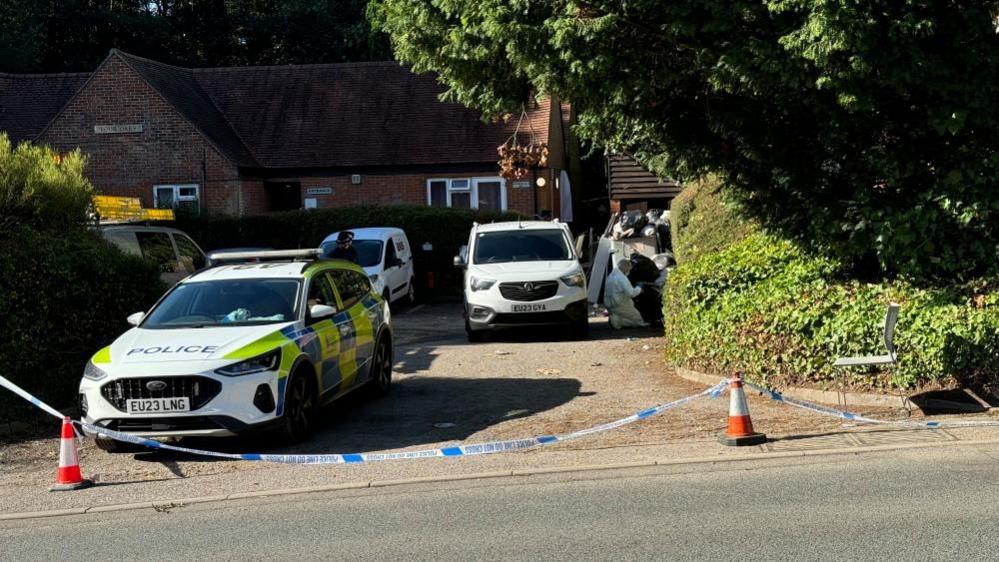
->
[79, 249, 393, 451]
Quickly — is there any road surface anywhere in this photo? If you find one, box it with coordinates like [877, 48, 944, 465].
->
[4, 445, 999, 560]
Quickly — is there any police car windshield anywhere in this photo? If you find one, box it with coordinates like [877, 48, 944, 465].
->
[321, 239, 383, 267]
[142, 279, 301, 329]
[473, 230, 572, 264]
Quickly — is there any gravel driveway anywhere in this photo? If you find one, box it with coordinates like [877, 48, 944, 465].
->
[0, 302, 911, 513]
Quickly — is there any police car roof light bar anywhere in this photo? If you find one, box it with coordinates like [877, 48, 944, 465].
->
[209, 248, 323, 262]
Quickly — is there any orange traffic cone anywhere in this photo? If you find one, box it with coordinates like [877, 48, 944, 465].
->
[719, 373, 767, 446]
[50, 417, 93, 491]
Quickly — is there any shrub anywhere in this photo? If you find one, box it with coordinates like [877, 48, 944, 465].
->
[669, 177, 756, 265]
[664, 185, 999, 392]
[173, 205, 520, 297]
[0, 228, 164, 425]
[0, 133, 93, 233]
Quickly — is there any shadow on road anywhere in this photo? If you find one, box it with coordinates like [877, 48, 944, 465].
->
[134, 375, 586, 463]
[474, 321, 662, 344]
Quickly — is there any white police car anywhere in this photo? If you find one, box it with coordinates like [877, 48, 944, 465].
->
[79, 249, 393, 451]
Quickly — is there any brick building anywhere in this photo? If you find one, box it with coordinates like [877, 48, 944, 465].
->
[0, 50, 575, 217]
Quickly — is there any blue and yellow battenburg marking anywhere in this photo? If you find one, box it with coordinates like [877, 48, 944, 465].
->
[222, 292, 384, 416]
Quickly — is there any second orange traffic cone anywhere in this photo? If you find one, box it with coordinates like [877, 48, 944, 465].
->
[50, 417, 93, 492]
[719, 373, 767, 446]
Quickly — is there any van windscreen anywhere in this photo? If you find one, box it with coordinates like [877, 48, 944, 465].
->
[473, 230, 571, 264]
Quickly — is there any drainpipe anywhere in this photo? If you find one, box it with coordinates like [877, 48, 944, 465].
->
[201, 149, 208, 215]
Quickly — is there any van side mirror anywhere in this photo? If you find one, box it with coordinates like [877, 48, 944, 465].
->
[454, 244, 468, 267]
[127, 312, 144, 326]
[309, 304, 337, 320]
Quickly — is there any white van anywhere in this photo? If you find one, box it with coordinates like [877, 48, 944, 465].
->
[321, 227, 416, 305]
[454, 220, 588, 342]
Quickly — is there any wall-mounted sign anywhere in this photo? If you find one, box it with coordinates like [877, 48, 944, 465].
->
[512, 180, 531, 189]
[305, 187, 333, 196]
[93, 124, 143, 134]
[304, 198, 318, 210]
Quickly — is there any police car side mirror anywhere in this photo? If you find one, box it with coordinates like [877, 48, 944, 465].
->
[309, 304, 337, 320]
[126, 312, 144, 326]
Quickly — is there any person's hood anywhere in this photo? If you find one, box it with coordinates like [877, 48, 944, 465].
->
[100, 322, 298, 365]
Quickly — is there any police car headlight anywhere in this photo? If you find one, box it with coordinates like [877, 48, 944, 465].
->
[369, 274, 379, 283]
[560, 272, 586, 287]
[215, 349, 281, 377]
[83, 360, 108, 381]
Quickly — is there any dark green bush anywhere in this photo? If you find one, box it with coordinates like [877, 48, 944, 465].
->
[0, 228, 164, 425]
[173, 205, 519, 297]
[669, 177, 756, 265]
[664, 185, 999, 392]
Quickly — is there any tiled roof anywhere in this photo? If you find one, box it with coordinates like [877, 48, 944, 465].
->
[194, 61, 552, 169]
[115, 52, 259, 166]
[0, 72, 90, 143]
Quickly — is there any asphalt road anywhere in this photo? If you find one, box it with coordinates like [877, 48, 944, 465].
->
[4, 445, 999, 560]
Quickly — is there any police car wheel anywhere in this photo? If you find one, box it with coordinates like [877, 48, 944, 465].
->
[94, 436, 146, 454]
[279, 373, 317, 443]
[368, 337, 392, 397]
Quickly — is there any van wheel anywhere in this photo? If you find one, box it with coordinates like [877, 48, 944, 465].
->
[404, 278, 417, 305]
[465, 319, 485, 343]
[367, 336, 393, 398]
[278, 372, 317, 444]
[571, 316, 590, 340]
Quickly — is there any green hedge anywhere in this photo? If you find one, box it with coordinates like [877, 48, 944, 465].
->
[664, 183, 999, 391]
[173, 205, 519, 297]
[0, 228, 164, 425]
[669, 177, 756, 265]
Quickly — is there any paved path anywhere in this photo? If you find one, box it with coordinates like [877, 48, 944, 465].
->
[4, 445, 999, 560]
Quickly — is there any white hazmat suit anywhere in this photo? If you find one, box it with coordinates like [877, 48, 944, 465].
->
[605, 263, 648, 329]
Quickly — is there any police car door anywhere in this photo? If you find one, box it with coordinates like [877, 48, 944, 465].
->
[305, 271, 344, 396]
[330, 269, 376, 388]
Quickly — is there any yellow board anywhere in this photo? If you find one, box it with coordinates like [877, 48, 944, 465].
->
[93, 195, 174, 222]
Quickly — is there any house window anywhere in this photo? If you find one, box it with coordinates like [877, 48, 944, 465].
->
[426, 178, 507, 211]
[154, 184, 200, 213]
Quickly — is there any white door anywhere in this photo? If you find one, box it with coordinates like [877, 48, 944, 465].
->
[383, 236, 408, 302]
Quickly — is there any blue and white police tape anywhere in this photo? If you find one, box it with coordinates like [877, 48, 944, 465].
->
[743, 380, 999, 429]
[0, 373, 728, 465]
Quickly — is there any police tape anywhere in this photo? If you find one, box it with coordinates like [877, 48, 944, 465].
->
[0, 374, 728, 465]
[743, 380, 999, 429]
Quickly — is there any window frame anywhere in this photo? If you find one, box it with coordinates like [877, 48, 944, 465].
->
[426, 177, 507, 211]
[305, 271, 340, 324]
[153, 184, 200, 212]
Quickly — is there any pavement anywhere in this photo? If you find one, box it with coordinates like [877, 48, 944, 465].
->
[5, 444, 999, 560]
[2, 302, 999, 517]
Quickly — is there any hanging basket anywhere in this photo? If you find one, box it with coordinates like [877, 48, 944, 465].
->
[497, 107, 549, 180]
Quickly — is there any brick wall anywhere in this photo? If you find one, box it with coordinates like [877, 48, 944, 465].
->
[38, 55, 243, 214]
[263, 170, 545, 216]
[34, 53, 556, 218]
